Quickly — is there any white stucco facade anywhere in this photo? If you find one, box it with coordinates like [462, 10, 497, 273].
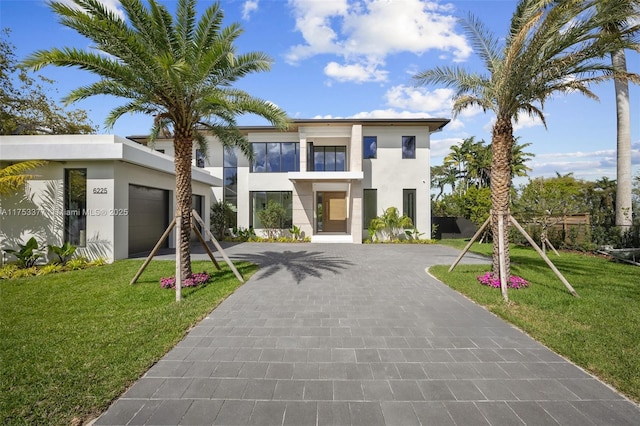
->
[0, 135, 218, 263]
[132, 118, 448, 243]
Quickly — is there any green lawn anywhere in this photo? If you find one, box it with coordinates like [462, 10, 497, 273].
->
[432, 239, 640, 403]
[0, 260, 257, 425]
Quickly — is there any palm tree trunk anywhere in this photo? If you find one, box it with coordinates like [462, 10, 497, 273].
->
[174, 129, 194, 279]
[490, 116, 514, 280]
[613, 48, 632, 230]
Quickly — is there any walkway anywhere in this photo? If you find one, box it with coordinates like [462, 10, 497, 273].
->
[95, 243, 640, 425]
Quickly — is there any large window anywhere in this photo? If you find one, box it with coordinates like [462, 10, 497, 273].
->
[223, 148, 238, 227]
[308, 144, 346, 171]
[402, 136, 416, 159]
[251, 142, 299, 172]
[363, 189, 378, 229]
[403, 189, 416, 225]
[250, 191, 293, 229]
[363, 136, 377, 159]
[64, 168, 87, 247]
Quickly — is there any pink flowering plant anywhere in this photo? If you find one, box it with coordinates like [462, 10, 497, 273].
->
[477, 272, 529, 289]
[160, 272, 210, 289]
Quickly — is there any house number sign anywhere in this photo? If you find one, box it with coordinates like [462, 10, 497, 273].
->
[92, 187, 108, 194]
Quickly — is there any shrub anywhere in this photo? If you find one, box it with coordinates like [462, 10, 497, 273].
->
[0, 264, 18, 279]
[3, 237, 41, 268]
[65, 257, 88, 271]
[37, 264, 64, 276]
[369, 207, 413, 242]
[11, 267, 38, 278]
[48, 242, 76, 265]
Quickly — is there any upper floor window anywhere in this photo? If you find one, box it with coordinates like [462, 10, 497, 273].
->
[402, 136, 416, 159]
[363, 136, 377, 159]
[252, 142, 299, 172]
[309, 145, 346, 171]
[195, 149, 205, 168]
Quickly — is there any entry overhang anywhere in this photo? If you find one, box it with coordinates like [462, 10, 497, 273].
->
[288, 171, 364, 182]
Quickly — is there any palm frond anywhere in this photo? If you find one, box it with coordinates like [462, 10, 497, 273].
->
[0, 160, 48, 195]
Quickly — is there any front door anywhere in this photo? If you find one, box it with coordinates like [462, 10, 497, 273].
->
[318, 191, 347, 233]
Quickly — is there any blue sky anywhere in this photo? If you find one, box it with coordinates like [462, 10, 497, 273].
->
[1, 0, 639, 185]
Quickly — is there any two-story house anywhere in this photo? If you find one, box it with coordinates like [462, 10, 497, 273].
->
[135, 118, 449, 244]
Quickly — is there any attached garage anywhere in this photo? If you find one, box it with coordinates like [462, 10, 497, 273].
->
[128, 184, 170, 256]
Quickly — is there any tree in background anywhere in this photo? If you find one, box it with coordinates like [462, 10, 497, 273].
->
[23, 0, 289, 279]
[415, 0, 638, 287]
[431, 137, 533, 221]
[0, 29, 95, 135]
[514, 174, 588, 251]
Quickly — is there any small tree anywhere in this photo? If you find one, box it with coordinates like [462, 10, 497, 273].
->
[257, 200, 287, 239]
[210, 201, 236, 240]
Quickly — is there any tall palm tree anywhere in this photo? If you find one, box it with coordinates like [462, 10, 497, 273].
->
[23, 0, 289, 278]
[598, 0, 639, 231]
[414, 0, 638, 290]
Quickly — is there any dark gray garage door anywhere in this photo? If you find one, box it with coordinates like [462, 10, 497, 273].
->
[128, 184, 169, 255]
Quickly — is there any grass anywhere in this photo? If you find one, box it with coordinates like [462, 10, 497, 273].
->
[431, 239, 640, 403]
[0, 259, 257, 425]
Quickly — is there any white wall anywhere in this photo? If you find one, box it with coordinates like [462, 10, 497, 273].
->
[363, 126, 431, 236]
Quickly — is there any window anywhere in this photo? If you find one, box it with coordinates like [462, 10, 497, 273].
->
[223, 148, 238, 227]
[251, 142, 299, 172]
[308, 145, 346, 171]
[156, 149, 165, 154]
[402, 136, 416, 159]
[403, 189, 416, 225]
[64, 169, 87, 247]
[363, 136, 377, 159]
[250, 191, 293, 229]
[363, 189, 377, 229]
[195, 149, 205, 168]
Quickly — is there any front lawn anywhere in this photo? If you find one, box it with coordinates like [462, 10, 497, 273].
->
[0, 260, 257, 425]
[431, 240, 640, 403]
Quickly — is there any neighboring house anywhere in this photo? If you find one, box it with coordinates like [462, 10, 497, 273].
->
[0, 135, 217, 263]
[131, 118, 449, 243]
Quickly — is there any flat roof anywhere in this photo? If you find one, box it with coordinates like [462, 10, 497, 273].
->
[127, 117, 450, 142]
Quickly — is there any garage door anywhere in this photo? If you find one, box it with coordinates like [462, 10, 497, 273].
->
[128, 184, 169, 255]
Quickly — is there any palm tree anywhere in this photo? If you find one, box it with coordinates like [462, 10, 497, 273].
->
[23, 0, 289, 279]
[510, 139, 534, 179]
[597, 0, 639, 231]
[414, 0, 638, 290]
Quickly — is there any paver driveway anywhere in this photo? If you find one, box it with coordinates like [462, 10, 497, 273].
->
[95, 243, 640, 425]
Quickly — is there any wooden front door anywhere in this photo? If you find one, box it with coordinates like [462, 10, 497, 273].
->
[320, 191, 347, 233]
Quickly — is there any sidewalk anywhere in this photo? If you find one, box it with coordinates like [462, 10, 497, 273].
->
[95, 243, 640, 425]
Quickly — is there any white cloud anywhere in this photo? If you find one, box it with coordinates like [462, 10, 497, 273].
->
[324, 61, 388, 83]
[384, 85, 453, 114]
[242, 0, 259, 20]
[350, 109, 435, 119]
[286, 0, 471, 83]
[526, 143, 640, 180]
[430, 137, 460, 158]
